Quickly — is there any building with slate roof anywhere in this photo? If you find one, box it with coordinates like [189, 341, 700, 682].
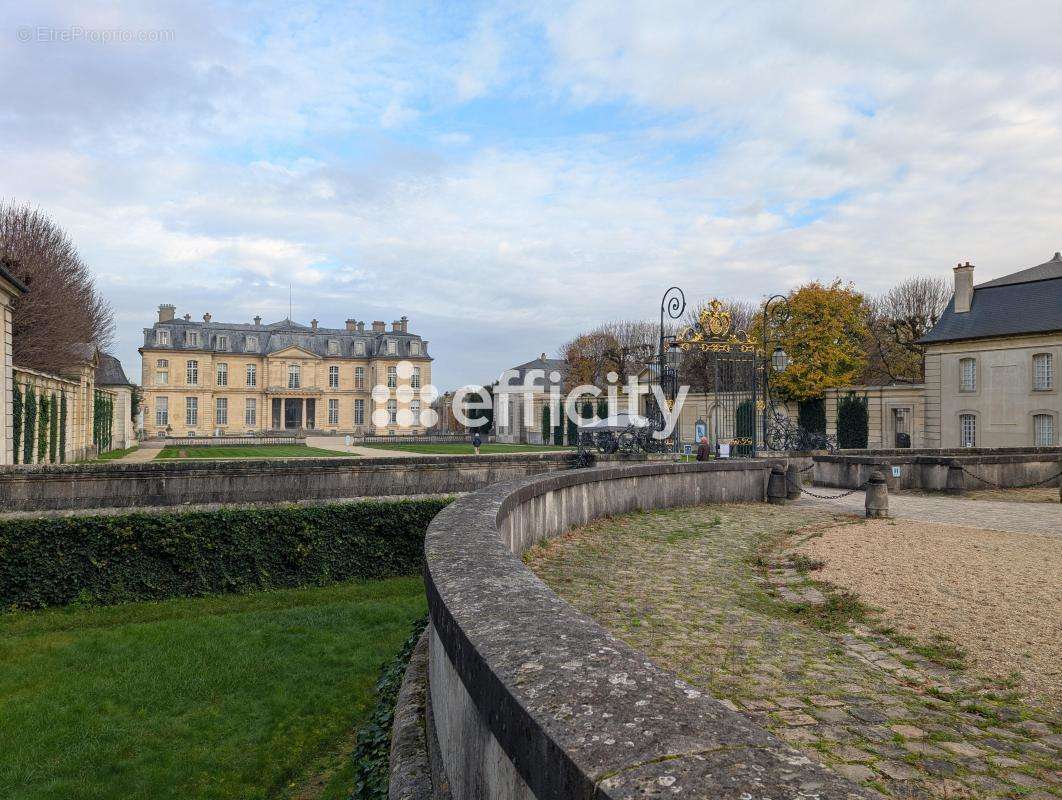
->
[495, 353, 569, 444]
[138, 306, 433, 436]
[918, 253, 1061, 448]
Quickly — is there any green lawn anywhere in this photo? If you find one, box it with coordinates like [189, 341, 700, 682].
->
[95, 445, 139, 461]
[0, 577, 426, 800]
[361, 442, 572, 455]
[156, 445, 349, 459]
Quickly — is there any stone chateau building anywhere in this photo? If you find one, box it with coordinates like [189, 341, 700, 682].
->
[138, 306, 432, 437]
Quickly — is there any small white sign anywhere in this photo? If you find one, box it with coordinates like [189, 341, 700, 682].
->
[683, 444, 693, 455]
[891, 466, 901, 477]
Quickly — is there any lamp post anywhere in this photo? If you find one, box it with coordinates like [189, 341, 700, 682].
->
[761, 294, 790, 449]
[659, 287, 685, 449]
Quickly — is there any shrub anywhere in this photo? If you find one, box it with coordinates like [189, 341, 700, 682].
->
[798, 398, 826, 434]
[37, 393, 49, 463]
[836, 392, 869, 449]
[0, 498, 450, 610]
[540, 404, 550, 443]
[58, 391, 67, 463]
[23, 386, 36, 464]
[49, 392, 58, 463]
[11, 383, 21, 465]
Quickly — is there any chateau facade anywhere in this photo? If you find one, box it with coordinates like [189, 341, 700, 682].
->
[138, 306, 432, 437]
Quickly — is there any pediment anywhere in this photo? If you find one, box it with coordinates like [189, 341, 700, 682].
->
[268, 345, 320, 360]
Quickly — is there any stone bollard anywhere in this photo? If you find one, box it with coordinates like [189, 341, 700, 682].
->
[945, 460, 965, 494]
[785, 463, 803, 500]
[767, 463, 787, 505]
[865, 470, 889, 518]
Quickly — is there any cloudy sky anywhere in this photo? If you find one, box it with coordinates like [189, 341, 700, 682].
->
[3, 1, 1062, 388]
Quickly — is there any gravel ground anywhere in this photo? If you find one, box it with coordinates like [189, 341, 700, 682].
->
[799, 519, 1062, 710]
[959, 487, 1060, 503]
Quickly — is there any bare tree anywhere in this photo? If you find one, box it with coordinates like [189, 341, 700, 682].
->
[863, 276, 950, 384]
[678, 299, 756, 391]
[0, 202, 115, 372]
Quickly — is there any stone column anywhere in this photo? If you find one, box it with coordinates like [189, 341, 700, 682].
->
[301, 397, 307, 430]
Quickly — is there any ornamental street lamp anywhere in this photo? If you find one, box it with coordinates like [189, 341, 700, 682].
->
[771, 346, 789, 373]
[761, 294, 791, 448]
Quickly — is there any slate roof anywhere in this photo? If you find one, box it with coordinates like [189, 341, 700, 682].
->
[919, 252, 1062, 344]
[506, 354, 568, 389]
[142, 317, 430, 359]
[0, 260, 28, 293]
[96, 352, 132, 386]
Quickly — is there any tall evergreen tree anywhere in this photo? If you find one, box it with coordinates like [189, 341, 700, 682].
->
[23, 386, 36, 464]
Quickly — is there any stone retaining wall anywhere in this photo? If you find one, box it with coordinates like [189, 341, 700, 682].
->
[0, 452, 601, 513]
[418, 460, 867, 799]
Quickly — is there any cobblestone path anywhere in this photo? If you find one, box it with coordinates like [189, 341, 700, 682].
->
[796, 490, 1062, 537]
[525, 504, 1061, 799]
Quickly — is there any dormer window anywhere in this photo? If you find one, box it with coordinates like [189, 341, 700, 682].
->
[354, 341, 365, 356]
[187, 331, 200, 348]
[386, 340, 397, 355]
[246, 335, 258, 351]
[157, 329, 171, 346]
[410, 340, 421, 355]
[328, 339, 340, 355]
[216, 335, 228, 351]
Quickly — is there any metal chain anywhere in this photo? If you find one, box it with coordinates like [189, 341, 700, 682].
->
[958, 465, 1062, 490]
[797, 481, 868, 500]
[798, 463, 816, 474]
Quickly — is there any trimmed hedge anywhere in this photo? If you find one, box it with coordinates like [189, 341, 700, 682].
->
[798, 398, 827, 435]
[0, 499, 450, 610]
[837, 392, 869, 449]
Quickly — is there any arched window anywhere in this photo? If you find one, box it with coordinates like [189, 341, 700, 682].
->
[959, 413, 976, 447]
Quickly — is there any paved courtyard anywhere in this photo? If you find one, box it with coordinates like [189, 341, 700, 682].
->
[526, 504, 1061, 800]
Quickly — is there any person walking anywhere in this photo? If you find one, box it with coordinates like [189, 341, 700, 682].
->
[696, 436, 711, 461]
[472, 431, 482, 455]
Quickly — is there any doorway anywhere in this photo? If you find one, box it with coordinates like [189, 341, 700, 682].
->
[284, 398, 303, 429]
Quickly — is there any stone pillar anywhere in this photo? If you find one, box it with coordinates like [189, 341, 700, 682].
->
[785, 463, 802, 500]
[301, 398, 307, 430]
[945, 460, 965, 494]
[865, 471, 889, 518]
[767, 463, 787, 505]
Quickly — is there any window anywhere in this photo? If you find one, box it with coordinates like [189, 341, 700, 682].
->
[215, 397, 228, 426]
[245, 398, 257, 427]
[328, 398, 339, 425]
[960, 413, 976, 447]
[246, 364, 257, 387]
[1034, 414, 1055, 446]
[186, 397, 198, 426]
[155, 359, 169, 385]
[355, 341, 365, 356]
[1033, 353, 1053, 391]
[387, 366, 397, 389]
[959, 358, 976, 392]
[411, 340, 421, 355]
[216, 362, 228, 386]
[329, 365, 339, 388]
[186, 360, 199, 385]
[411, 367, 421, 389]
[387, 399, 397, 425]
[288, 363, 301, 389]
[328, 340, 340, 355]
[354, 398, 365, 425]
[157, 329, 171, 345]
[355, 367, 365, 389]
[246, 335, 258, 351]
[155, 396, 169, 426]
[216, 335, 228, 351]
[387, 340, 397, 355]
[410, 399, 420, 423]
[187, 331, 200, 347]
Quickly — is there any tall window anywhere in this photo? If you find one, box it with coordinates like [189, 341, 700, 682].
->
[354, 398, 365, 425]
[246, 364, 257, 387]
[959, 358, 976, 392]
[328, 398, 339, 425]
[186, 360, 199, 385]
[355, 366, 365, 389]
[959, 413, 976, 447]
[410, 399, 420, 423]
[328, 340, 340, 355]
[157, 329, 170, 345]
[387, 399, 397, 425]
[1033, 353, 1053, 391]
[1034, 414, 1055, 446]
[186, 397, 198, 426]
[216, 362, 228, 386]
[245, 398, 257, 427]
[155, 396, 169, 426]
[246, 335, 258, 350]
[288, 363, 301, 389]
[387, 366, 397, 388]
[216, 335, 228, 351]
[411, 366, 421, 389]
[215, 397, 228, 426]
[329, 365, 339, 388]
[187, 331, 200, 347]
[387, 340, 397, 355]
[155, 359, 169, 385]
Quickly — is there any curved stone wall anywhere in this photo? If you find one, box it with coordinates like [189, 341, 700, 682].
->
[423, 461, 867, 799]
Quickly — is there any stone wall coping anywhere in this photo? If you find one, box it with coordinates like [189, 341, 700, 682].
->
[424, 460, 866, 799]
[815, 452, 1062, 467]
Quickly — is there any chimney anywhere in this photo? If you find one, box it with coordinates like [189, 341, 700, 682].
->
[540, 352, 546, 360]
[158, 304, 176, 323]
[254, 315, 262, 326]
[184, 313, 192, 321]
[357, 321, 365, 332]
[953, 262, 975, 313]
[311, 318, 318, 332]
[346, 319, 357, 331]
[392, 319, 402, 332]
[203, 312, 212, 323]
[400, 315, 409, 333]
[372, 320, 385, 333]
